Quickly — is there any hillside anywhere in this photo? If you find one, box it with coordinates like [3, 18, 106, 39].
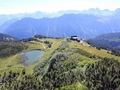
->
[0, 38, 120, 90]
[0, 8, 120, 39]
[2, 13, 119, 39]
[0, 33, 17, 42]
[3, 10, 120, 39]
[88, 32, 120, 49]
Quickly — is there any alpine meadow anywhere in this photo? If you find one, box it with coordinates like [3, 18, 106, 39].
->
[0, 0, 120, 90]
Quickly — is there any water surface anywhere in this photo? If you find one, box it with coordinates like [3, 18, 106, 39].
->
[21, 50, 44, 66]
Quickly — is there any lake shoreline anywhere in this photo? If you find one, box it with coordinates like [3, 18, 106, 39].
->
[21, 50, 44, 66]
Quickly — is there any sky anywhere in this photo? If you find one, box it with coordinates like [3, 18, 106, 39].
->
[0, 0, 120, 14]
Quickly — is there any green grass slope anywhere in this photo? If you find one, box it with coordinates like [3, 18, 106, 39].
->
[0, 39, 120, 90]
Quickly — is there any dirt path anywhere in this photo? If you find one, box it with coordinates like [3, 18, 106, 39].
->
[40, 43, 46, 49]
[3, 55, 17, 72]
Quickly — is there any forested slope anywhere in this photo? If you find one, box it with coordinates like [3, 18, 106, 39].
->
[0, 40, 120, 90]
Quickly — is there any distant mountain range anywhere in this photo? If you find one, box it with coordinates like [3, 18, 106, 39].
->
[0, 8, 113, 26]
[0, 33, 17, 42]
[0, 8, 120, 39]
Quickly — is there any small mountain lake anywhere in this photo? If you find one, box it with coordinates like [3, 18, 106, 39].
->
[21, 50, 44, 66]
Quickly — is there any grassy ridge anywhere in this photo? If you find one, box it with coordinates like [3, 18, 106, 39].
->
[0, 39, 120, 90]
[69, 41, 120, 61]
[1, 39, 119, 76]
[0, 38, 65, 75]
